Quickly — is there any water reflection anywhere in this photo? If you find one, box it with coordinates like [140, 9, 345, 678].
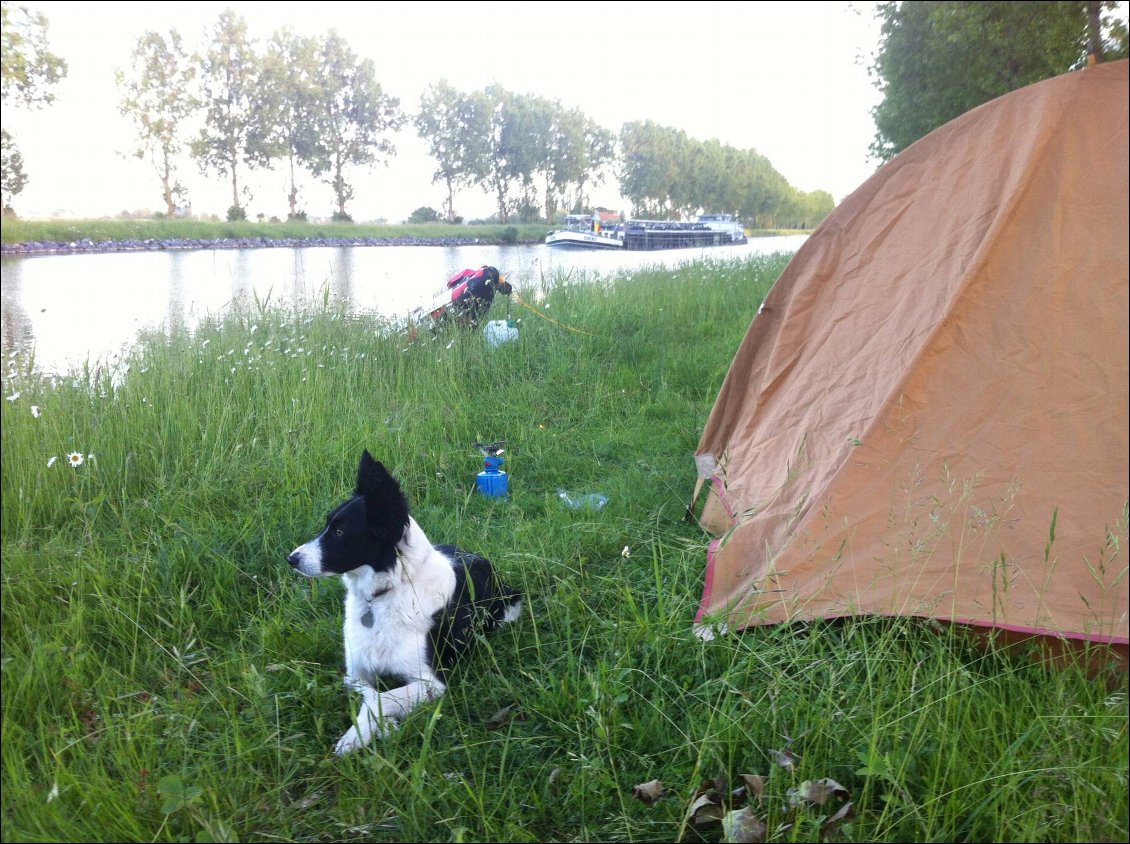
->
[1, 236, 806, 375]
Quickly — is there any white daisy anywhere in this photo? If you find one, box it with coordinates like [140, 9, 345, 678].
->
[31, 405, 41, 418]
[47, 456, 58, 468]
[67, 452, 84, 468]
[5, 391, 20, 402]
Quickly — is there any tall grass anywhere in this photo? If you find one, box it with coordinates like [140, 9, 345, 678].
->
[2, 254, 1126, 843]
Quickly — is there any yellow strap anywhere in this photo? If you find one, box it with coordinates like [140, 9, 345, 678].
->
[512, 291, 594, 336]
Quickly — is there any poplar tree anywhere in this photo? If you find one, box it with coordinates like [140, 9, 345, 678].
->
[116, 29, 199, 217]
[414, 80, 490, 223]
[480, 85, 530, 224]
[308, 30, 406, 222]
[255, 28, 321, 220]
[192, 10, 268, 220]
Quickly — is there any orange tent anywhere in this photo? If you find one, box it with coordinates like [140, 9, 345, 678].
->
[692, 61, 1129, 656]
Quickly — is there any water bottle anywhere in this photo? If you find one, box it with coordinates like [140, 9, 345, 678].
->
[557, 489, 609, 510]
[475, 443, 509, 497]
[484, 319, 519, 347]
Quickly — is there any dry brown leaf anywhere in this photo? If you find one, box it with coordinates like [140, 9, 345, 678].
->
[769, 748, 797, 769]
[631, 778, 668, 805]
[484, 704, 521, 730]
[821, 801, 855, 840]
[686, 793, 726, 827]
[694, 775, 728, 798]
[722, 806, 768, 843]
[788, 778, 849, 807]
[732, 773, 766, 803]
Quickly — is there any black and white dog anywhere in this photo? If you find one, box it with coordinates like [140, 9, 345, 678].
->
[287, 450, 522, 754]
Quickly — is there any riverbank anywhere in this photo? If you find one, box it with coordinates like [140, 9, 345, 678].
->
[0, 233, 517, 256]
[0, 218, 552, 256]
[0, 217, 807, 257]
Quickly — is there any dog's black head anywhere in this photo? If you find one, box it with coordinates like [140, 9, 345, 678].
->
[287, 450, 410, 577]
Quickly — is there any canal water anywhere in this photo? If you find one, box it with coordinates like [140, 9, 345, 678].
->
[1, 235, 806, 376]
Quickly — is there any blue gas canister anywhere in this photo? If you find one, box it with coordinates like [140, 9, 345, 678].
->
[474, 442, 509, 497]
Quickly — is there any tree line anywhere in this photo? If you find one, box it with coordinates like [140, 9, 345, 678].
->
[4, 3, 1126, 224]
[1, 5, 831, 227]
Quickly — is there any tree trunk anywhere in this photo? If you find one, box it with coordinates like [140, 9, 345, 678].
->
[287, 151, 298, 218]
[496, 183, 507, 224]
[1087, 0, 1104, 63]
[334, 154, 347, 217]
[161, 148, 176, 217]
[230, 151, 240, 213]
[444, 177, 455, 222]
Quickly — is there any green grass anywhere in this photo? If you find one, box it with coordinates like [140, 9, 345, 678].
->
[0, 218, 553, 246]
[2, 254, 1126, 843]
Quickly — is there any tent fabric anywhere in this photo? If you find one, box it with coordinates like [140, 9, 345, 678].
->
[692, 61, 1129, 648]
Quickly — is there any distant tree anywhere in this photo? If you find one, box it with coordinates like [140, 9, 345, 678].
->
[406, 205, 440, 223]
[307, 30, 406, 221]
[255, 28, 322, 220]
[570, 117, 616, 214]
[1, 1, 66, 107]
[116, 29, 199, 217]
[800, 190, 835, 229]
[415, 80, 490, 223]
[618, 119, 815, 227]
[528, 101, 589, 223]
[1, 128, 26, 211]
[509, 92, 556, 223]
[1, 1, 66, 211]
[869, 1, 1129, 161]
[480, 85, 526, 224]
[192, 10, 269, 220]
[618, 121, 684, 218]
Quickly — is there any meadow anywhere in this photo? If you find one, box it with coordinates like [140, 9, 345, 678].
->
[1, 253, 1126, 842]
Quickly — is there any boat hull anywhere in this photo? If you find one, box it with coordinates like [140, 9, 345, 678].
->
[545, 230, 624, 249]
[545, 216, 748, 251]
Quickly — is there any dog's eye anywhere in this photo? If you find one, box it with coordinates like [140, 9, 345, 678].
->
[334, 528, 344, 537]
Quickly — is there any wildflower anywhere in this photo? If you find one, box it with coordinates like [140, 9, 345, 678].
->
[47, 456, 58, 468]
[622, 546, 631, 558]
[67, 452, 84, 468]
[5, 391, 20, 402]
[31, 405, 41, 418]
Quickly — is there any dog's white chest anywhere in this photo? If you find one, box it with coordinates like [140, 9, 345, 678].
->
[343, 589, 435, 684]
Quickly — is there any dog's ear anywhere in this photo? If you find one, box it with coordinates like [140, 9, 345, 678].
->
[355, 451, 410, 543]
[355, 449, 381, 495]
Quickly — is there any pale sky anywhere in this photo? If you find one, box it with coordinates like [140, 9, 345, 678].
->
[2, 1, 886, 222]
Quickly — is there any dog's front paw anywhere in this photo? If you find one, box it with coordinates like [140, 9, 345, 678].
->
[333, 713, 396, 755]
[334, 725, 368, 755]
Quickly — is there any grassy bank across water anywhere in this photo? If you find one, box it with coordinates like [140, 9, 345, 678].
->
[0, 218, 553, 247]
[0, 217, 806, 248]
[1, 254, 1125, 842]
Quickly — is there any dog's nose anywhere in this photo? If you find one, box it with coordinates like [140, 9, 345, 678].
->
[287, 552, 302, 567]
